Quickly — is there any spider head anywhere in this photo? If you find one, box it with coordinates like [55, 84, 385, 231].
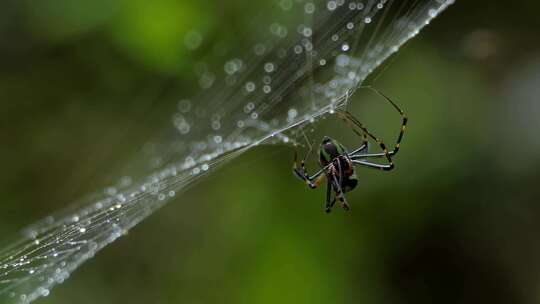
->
[319, 136, 347, 166]
[322, 136, 332, 143]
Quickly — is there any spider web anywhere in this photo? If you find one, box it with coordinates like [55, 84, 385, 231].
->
[0, 0, 453, 303]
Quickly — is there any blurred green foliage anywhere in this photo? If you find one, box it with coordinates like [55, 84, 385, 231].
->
[2, 1, 540, 304]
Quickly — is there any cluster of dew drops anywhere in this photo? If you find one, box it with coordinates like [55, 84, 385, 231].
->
[171, 0, 390, 160]
[168, 0, 453, 176]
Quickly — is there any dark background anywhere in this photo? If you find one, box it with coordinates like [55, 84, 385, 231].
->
[1, 1, 540, 303]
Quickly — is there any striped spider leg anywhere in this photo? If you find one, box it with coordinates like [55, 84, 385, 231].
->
[293, 145, 328, 189]
[339, 87, 407, 170]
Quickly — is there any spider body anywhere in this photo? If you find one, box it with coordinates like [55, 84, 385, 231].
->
[319, 137, 358, 193]
[293, 87, 407, 213]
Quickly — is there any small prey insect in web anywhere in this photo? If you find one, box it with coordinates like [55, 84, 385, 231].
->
[293, 86, 407, 213]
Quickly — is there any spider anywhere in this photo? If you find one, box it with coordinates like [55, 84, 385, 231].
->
[293, 87, 407, 213]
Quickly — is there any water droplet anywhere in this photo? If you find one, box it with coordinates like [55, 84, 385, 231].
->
[287, 108, 298, 123]
[199, 72, 215, 89]
[178, 99, 191, 113]
[120, 176, 132, 187]
[302, 27, 313, 37]
[212, 121, 221, 130]
[264, 62, 275, 73]
[184, 30, 203, 50]
[224, 59, 243, 75]
[106, 187, 117, 195]
[269, 23, 288, 37]
[304, 2, 315, 14]
[245, 81, 256, 92]
[279, 0, 293, 10]
[244, 102, 255, 113]
[327, 1, 337, 10]
[253, 43, 266, 56]
[178, 121, 191, 135]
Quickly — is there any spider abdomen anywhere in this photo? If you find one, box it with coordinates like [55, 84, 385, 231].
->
[330, 155, 358, 193]
[342, 173, 358, 192]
